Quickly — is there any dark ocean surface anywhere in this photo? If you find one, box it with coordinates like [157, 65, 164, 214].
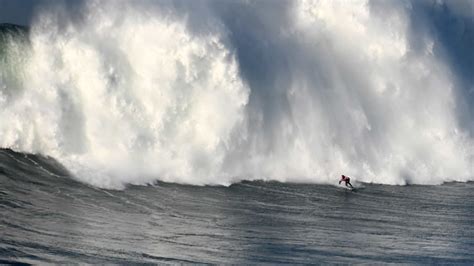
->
[1, 148, 473, 264]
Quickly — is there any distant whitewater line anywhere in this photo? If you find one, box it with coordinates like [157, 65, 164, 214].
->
[0, 0, 473, 189]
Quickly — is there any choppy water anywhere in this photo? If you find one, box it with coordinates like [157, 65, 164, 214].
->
[1, 148, 473, 264]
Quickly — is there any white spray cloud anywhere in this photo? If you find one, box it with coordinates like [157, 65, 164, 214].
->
[281, 0, 474, 184]
[1, 1, 249, 188]
[0, 0, 473, 188]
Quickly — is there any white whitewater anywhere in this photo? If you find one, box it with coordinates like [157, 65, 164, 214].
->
[0, 0, 473, 188]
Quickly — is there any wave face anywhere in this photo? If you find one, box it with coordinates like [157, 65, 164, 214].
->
[1, 148, 473, 264]
[0, 0, 473, 188]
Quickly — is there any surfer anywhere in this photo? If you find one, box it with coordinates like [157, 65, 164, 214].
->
[339, 175, 354, 188]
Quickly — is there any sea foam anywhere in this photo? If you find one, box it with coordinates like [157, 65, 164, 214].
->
[0, 0, 473, 188]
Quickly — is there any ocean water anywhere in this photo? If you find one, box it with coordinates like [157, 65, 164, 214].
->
[1, 0, 474, 263]
[1, 148, 473, 264]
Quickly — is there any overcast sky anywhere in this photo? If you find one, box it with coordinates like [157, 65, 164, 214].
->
[0, 0, 38, 25]
[0, 0, 87, 25]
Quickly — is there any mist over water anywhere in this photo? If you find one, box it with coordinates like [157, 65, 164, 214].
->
[0, 0, 473, 188]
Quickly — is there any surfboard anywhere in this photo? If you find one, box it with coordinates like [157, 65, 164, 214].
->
[341, 185, 356, 191]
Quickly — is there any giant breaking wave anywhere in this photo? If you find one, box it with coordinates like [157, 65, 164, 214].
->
[1, 0, 473, 189]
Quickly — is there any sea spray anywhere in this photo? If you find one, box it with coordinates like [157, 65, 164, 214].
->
[1, 2, 249, 188]
[0, 0, 473, 188]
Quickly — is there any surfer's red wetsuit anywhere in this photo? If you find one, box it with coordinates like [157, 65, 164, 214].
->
[339, 175, 354, 188]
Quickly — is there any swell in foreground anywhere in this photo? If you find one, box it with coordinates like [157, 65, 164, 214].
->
[1, 148, 473, 264]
